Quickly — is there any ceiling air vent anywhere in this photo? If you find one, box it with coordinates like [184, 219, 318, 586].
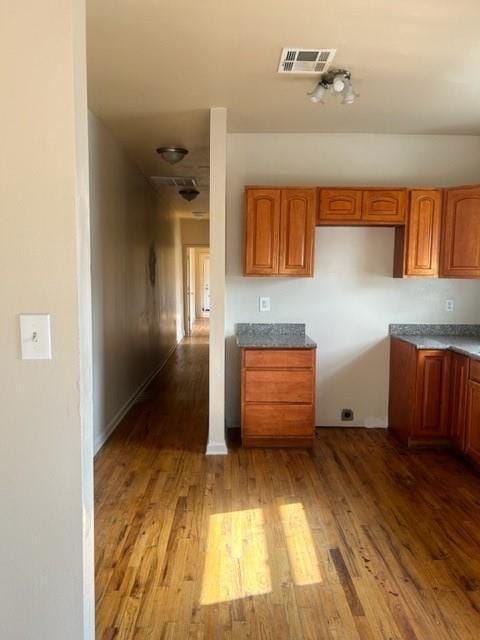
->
[277, 48, 336, 75]
[150, 176, 197, 188]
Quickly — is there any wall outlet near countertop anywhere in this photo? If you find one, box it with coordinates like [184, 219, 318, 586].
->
[259, 296, 271, 312]
[445, 299, 454, 312]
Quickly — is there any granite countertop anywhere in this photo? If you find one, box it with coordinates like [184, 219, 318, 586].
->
[389, 324, 480, 361]
[236, 323, 317, 349]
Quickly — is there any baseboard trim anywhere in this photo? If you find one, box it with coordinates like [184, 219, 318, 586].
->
[94, 343, 177, 456]
[206, 441, 229, 455]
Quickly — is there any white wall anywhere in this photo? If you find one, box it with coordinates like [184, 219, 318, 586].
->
[89, 113, 179, 453]
[226, 134, 480, 429]
[180, 218, 210, 245]
[0, 1, 94, 638]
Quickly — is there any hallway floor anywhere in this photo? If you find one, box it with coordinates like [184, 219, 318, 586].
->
[95, 334, 480, 639]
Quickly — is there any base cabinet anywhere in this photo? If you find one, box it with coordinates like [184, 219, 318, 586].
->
[389, 339, 449, 446]
[389, 339, 480, 468]
[466, 379, 480, 466]
[241, 348, 316, 447]
[449, 353, 469, 450]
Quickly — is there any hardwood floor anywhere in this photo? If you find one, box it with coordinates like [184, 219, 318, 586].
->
[95, 335, 480, 639]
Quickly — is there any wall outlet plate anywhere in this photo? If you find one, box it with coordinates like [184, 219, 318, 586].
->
[259, 297, 271, 312]
[445, 299, 454, 312]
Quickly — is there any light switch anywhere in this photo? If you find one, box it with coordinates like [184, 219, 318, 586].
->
[259, 297, 271, 312]
[20, 314, 52, 360]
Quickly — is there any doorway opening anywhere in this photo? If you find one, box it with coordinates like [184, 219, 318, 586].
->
[184, 244, 210, 338]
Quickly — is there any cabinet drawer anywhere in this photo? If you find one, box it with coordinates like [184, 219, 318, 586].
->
[363, 190, 407, 224]
[244, 369, 314, 403]
[243, 349, 314, 369]
[243, 403, 313, 437]
[470, 359, 480, 383]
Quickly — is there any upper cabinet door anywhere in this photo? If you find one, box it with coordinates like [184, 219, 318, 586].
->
[317, 189, 363, 223]
[441, 186, 480, 278]
[405, 190, 442, 276]
[279, 189, 316, 276]
[363, 189, 407, 224]
[245, 189, 281, 275]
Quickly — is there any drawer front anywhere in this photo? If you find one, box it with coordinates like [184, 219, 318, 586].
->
[470, 359, 480, 383]
[363, 190, 407, 224]
[243, 403, 314, 437]
[244, 369, 314, 403]
[244, 348, 314, 369]
[318, 189, 363, 223]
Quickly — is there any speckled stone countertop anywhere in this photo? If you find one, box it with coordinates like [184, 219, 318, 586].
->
[389, 324, 480, 361]
[236, 323, 317, 349]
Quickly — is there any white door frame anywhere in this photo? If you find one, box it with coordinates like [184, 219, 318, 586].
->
[183, 243, 208, 336]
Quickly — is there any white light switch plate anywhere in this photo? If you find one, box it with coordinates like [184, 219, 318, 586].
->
[20, 314, 52, 360]
[259, 297, 271, 312]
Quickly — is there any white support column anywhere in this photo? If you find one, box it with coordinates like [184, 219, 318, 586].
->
[207, 108, 228, 455]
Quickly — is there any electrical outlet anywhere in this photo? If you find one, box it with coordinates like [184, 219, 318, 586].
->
[259, 297, 271, 312]
[445, 299, 454, 312]
[341, 409, 354, 421]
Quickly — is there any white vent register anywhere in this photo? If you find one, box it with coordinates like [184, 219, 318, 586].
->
[277, 48, 336, 74]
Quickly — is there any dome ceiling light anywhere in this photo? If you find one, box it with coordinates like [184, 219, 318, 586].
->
[156, 146, 189, 165]
[308, 69, 359, 105]
[179, 188, 200, 202]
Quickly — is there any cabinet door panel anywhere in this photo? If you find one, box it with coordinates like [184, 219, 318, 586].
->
[466, 381, 480, 465]
[441, 187, 480, 278]
[318, 189, 363, 223]
[363, 190, 407, 224]
[245, 189, 280, 275]
[449, 353, 469, 450]
[414, 351, 449, 439]
[405, 190, 442, 276]
[279, 189, 315, 276]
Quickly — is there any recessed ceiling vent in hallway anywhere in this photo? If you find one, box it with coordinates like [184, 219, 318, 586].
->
[277, 48, 336, 74]
[150, 176, 198, 188]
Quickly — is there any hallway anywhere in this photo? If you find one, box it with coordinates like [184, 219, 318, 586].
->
[95, 334, 480, 640]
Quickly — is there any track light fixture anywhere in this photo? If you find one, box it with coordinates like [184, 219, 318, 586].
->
[156, 146, 189, 165]
[308, 69, 359, 105]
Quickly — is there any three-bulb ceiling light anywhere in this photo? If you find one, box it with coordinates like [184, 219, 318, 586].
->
[308, 69, 359, 105]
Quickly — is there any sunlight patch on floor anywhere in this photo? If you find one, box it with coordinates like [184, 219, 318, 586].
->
[200, 508, 272, 605]
[279, 502, 322, 586]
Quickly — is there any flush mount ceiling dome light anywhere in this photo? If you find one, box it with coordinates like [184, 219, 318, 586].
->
[179, 188, 200, 202]
[308, 69, 359, 105]
[156, 146, 189, 165]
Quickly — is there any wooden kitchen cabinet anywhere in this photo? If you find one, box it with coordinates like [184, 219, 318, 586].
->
[279, 188, 316, 276]
[241, 348, 316, 447]
[466, 379, 480, 466]
[441, 186, 480, 278]
[317, 187, 407, 225]
[245, 187, 315, 276]
[245, 188, 281, 275]
[449, 352, 469, 451]
[394, 190, 442, 277]
[317, 188, 363, 223]
[389, 338, 450, 446]
[362, 189, 407, 224]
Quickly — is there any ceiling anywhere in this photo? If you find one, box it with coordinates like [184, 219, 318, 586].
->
[87, 0, 480, 214]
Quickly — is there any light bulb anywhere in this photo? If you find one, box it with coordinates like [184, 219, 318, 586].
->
[342, 81, 359, 104]
[332, 73, 346, 93]
[308, 82, 326, 104]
